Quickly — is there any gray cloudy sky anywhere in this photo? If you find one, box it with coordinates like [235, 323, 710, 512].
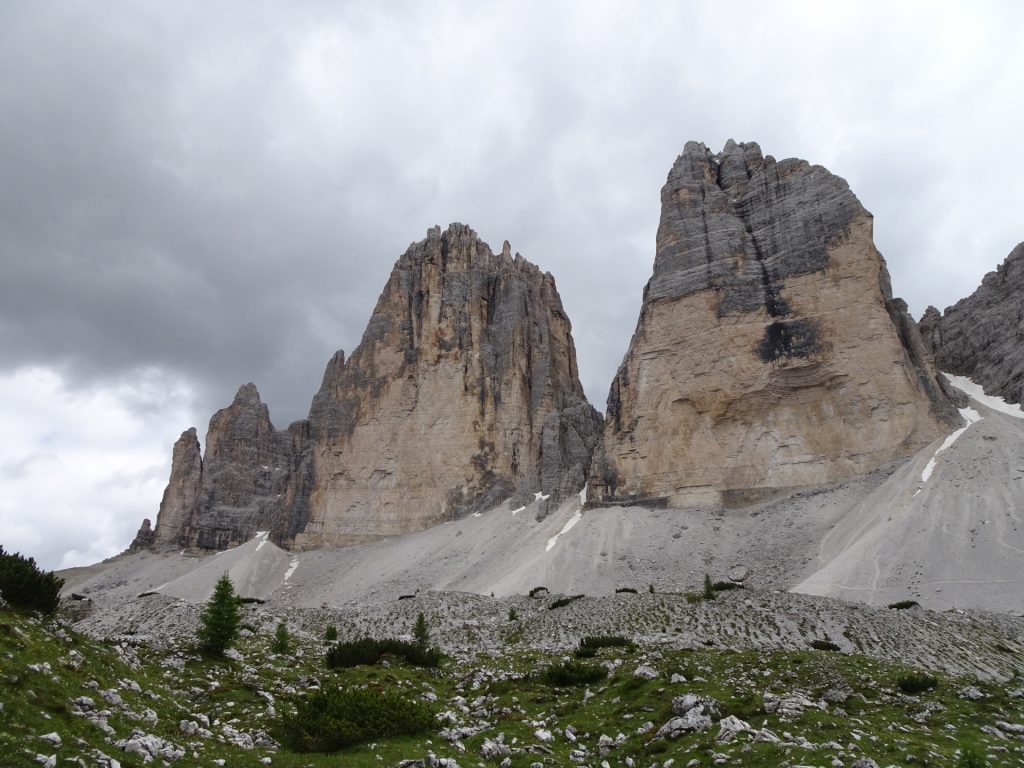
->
[2, 1, 1022, 570]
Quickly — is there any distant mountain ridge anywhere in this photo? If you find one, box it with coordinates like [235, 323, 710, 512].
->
[920, 241, 1024, 405]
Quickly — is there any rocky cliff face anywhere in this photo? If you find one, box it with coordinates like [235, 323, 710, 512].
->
[152, 428, 202, 548]
[148, 224, 600, 550]
[297, 223, 601, 546]
[189, 384, 311, 550]
[590, 140, 960, 508]
[920, 242, 1024, 404]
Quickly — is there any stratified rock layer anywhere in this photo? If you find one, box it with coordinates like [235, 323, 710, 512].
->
[149, 224, 600, 550]
[590, 140, 959, 508]
[297, 224, 601, 546]
[920, 242, 1024, 404]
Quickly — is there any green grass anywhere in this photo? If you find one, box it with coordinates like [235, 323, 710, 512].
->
[2, 603, 1023, 767]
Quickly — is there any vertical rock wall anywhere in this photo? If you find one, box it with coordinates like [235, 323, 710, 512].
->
[920, 242, 1024, 405]
[590, 140, 959, 508]
[297, 224, 601, 546]
[148, 224, 600, 550]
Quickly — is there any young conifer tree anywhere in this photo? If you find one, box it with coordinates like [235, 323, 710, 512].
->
[413, 612, 430, 647]
[198, 573, 240, 656]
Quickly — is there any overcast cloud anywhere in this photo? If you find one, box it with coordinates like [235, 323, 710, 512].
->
[2, 1, 1022, 570]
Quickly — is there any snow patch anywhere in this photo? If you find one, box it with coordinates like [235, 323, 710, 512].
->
[534, 490, 551, 502]
[916, 407, 982, 493]
[579, 484, 588, 506]
[284, 558, 299, 581]
[546, 510, 582, 552]
[254, 531, 270, 552]
[510, 505, 526, 516]
[471, 512, 482, 518]
[944, 373, 1024, 419]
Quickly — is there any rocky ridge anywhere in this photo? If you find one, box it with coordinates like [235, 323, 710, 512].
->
[590, 140, 960, 508]
[920, 242, 1024, 405]
[149, 224, 600, 551]
[144, 139, 972, 553]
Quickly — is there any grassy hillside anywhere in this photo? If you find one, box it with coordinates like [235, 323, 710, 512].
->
[3, 601, 1024, 767]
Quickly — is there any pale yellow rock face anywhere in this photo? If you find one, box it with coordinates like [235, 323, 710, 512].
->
[296, 224, 599, 547]
[604, 217, 943, 506]
[592, 141, 957, 507]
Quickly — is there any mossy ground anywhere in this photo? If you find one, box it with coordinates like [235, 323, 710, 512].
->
[2, 603, 1022, 767]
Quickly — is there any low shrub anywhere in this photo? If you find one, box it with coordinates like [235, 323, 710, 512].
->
[275, 686, 435, 752]
[615, 587, 637, 594]
[887, 600, 920, 610]
[897, 671, 938, 694]
[0, 546, 64, 614]
[809, 639, 841, 652]
[528, 586, 548, 598]
[574, 646, 597, 658]
[507, 608, 518, 621]
[324, 625, 338, 643]
[325, 637, 442, 669]
[579, 635, 634, 650]
[549, 594, 585, 610]
[684, 592, 703, 604]
[957, 741, 989, 768]
[543, 659, 606, 686]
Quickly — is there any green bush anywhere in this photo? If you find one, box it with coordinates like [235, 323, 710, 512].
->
[809, 639, 841, 651]
[579, 635, 634, 650]
[528, 586, 548, 598]
[324, 624, 338, 643]
[888, 600, 920, 610]
[275, 686, 435, 752]
[325, 637, 442, 669]
[0, 546, 64, 614]
[543, 659, 607, 686]
[198, 574, 240, 656]
[615, 587, 637, 594]
[507, 608, 518, 621]
[574, 646, 597, 658]
[549, 594, 584, 610]
[957, 741, 989, 768]
[897, 671, 938, 694]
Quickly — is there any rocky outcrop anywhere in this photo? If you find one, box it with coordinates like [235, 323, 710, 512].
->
[920, 242, 1024, 404]
[297, 224, 601, 546]
[147, 224, 600, 550]
[590, 140, 960, 508]
[189, 384, 310, 550]
[127, 519, 155, 552]
[152, 429, 202, 547]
